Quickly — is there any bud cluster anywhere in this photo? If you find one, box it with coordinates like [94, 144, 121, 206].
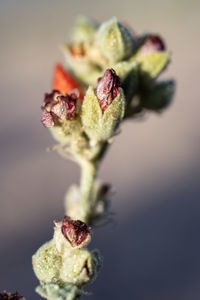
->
[33, 216, 102, 296]
[34, 15, 175, 300]
[41, 16, 174, 151]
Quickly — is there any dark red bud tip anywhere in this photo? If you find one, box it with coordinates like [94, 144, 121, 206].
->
[0, 291, 23, 300]
[140, 34, 165, 56]
[41, 90, 77, 128]
[61, 216, 90, 247]
[95, 69, 120, 112]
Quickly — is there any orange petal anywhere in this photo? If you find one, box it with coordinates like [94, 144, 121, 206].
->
[53, 64, 83, 100]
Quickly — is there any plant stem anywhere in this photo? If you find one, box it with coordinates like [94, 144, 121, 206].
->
[79, 159, 97, 223]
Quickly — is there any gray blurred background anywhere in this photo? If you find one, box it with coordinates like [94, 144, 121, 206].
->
[0, 0, 200, 299]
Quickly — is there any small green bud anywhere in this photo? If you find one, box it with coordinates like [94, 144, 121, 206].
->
[60, 248, 102, 286]
[81, 69, 125, 142]
[36, 281, 82, 300]
[141, 80, 175, 111]
[72, 15, 98, 43]
[32, 240, 62, 283]
[96, 17, 135, 63]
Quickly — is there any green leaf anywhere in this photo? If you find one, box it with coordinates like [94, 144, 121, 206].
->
[141, 80, 175, 111]
[138, 51, 170, 78]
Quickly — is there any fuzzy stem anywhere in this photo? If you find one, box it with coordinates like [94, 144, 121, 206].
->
[79, 159, 97, 223]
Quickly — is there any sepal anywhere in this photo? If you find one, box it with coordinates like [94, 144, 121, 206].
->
[81, 86, 125, 142]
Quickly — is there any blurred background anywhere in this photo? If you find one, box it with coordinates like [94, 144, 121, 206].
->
[0, 0, 200, 299]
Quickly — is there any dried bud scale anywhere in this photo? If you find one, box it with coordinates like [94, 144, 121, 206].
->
[61, 216, 90, 247]
[94, 69, 120, 112]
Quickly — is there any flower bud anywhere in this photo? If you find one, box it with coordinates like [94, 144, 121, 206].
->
[60, 248, 102, 286]
[96, 17, 135, 63]
[0, 291, 24, 300]
[141, 80, 175, 111]
[72, 15, 98, 43]
[138, 34, 165, 57]
[53, 216, 91, 256]
[131, 33, 169, 78]
[41, 90, 82, 144]
[36, 281, 82, 300]
[41, 91, 78, 128]
[81, 69, 125, 142]
[32, 240, 62, 283]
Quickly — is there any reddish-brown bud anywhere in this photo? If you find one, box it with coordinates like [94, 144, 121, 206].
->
[41, 90, 77, 128]
[0, 291, 23, 300]
[94, 69, 120, 112]
[61, 216, 90, 247]
[140, 34, 165, 56]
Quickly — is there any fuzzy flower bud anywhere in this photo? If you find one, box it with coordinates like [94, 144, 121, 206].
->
[81, 69, 125, 141]
[0, 292, 24, 300]
[32, 240, 62, 283]
[131, 33, 169, 79]
[139, 34, 165, 57]
[96, 17, 135, 63]
[41, 91, 78, 128]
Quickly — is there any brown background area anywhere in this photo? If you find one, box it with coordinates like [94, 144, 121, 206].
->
[0, 0, 200, 299]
